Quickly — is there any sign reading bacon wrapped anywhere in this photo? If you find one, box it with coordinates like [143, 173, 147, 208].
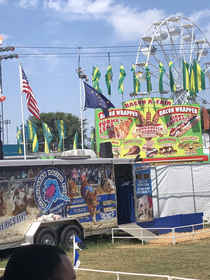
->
[95, 98, 204, 160]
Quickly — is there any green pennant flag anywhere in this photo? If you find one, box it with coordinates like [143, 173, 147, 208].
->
[92, 66, 102, 93]
[57, 138, 64, 152]
[27, 120, 33, 142]
[192, 59, 206, 93]
[131, 64, 140, 93]
[159, 62, 165, 92]
[189, 63, 197, 97]
[73, 131, 78, 150]
[17, 127, 22, 154]
[145, 63, 152, 93]
[105, 64, 112, 95]
[118, 64, 126, 94]
[42, 122, 52, 154]
[57, 120, 66, 140]
[183, 60, 190, 91]
[32, 123, 39, 153]
[57, 120, 66, 152]
[91, 131, 95, 150]
[169, 61, 176, 93]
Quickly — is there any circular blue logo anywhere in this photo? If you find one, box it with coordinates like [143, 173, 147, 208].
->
[34, 168, 70, 214]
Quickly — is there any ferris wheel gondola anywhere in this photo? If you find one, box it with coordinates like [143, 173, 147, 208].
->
[135, 16, 210, 105]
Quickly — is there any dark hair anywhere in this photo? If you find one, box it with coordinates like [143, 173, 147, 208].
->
[4, 245, 67, 280]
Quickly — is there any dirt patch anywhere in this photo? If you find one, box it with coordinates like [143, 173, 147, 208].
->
[148, 228, 210, 246]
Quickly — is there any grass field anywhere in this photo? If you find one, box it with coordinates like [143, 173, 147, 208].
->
[0, 233, 210, 280]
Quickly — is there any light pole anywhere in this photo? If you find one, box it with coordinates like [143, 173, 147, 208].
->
[3, 119, 11, 144]
[0, 47, 18, 144]
[75, 64, 89, 149]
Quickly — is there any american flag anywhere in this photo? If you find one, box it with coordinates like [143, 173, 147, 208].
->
[20, 64, 40, 120]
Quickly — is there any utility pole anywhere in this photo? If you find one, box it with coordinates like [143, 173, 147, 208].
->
[4, 119, 11, 144]
[0, 42, 18, 143]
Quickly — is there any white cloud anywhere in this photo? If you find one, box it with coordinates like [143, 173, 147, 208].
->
[188, 9, 210, 41]
[46, 20, 60, 26]
[189, 9, 210, 25]
[0, 0, 9, 5]
[107, 6, 166, 41]
[43, 0, 166, 41]
[43, 0, 112, 15]
[16, 0, 38, 8]
[51, 39, 61, 46]
[46, 21, 60, 34]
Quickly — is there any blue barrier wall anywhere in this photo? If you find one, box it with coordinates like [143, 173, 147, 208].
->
[137, 212, 203, 234]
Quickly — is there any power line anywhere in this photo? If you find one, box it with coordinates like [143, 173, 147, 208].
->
[13, 42, 210, 49]
[12, 42, 210, 61]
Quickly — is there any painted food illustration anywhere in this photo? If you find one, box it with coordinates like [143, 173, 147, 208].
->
[112, 147, 121, 158]
[169, 116, 200, 137]
[123, 145, 140, 157]
[142, 143, 158, 157]
[178, 142, 202, 154]
[139, 110, 159, 126]
[146, 146, 158, 157]
[132, 110, 167, 140]
[108, 118, 132, 140]
[159, 145, 177, 156]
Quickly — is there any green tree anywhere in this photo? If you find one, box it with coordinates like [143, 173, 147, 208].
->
[90, 126, 96, 152]
[28, 112, 89, 151]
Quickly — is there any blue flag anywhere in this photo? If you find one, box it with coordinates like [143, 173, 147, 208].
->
[75, 236, 82, 245]
[73, 235, 83, 269]
[74, 250, 80, 268]
[84, 82, 115, 118]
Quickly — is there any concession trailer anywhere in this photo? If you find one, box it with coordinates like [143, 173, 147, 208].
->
[0, 152, 208, 250]
[0, 155, 157, 250]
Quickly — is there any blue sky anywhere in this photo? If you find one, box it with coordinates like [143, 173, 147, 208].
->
[0, 0, 210, 146]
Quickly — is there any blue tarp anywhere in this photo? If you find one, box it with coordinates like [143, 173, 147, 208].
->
[137, 212, 203, 234]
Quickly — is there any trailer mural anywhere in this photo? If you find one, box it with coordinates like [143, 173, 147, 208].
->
[95, 98, 203, 159]
[65, 163, 117, 230]
[0, 163, 117, 245]
[0, 167, 40, 245]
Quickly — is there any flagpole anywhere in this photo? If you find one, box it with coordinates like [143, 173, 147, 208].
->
[79, 77, 84, 149]
[73, 234, 75, 268]
[19, 62, 26, 160]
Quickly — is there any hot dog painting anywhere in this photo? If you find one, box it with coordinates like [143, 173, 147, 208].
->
[169, 116, 201, 138]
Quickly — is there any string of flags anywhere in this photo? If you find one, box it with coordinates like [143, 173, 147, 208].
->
[17, 119, 80, 155]
[89, 60, 206, 96]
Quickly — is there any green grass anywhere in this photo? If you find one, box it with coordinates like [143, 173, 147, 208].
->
[1, 235, 210, 280]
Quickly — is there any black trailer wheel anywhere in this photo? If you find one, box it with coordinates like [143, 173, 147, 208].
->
[60, 225, 82, 249]
[36, 228, 58, 246]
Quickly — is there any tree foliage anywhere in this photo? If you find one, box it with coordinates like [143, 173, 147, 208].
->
[28, 112, 90, 151]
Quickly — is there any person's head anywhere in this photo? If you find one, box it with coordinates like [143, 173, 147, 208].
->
[3, 244, 76, 280]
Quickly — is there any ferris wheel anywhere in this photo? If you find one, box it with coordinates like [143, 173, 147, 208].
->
[135, 16, 210, 105]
